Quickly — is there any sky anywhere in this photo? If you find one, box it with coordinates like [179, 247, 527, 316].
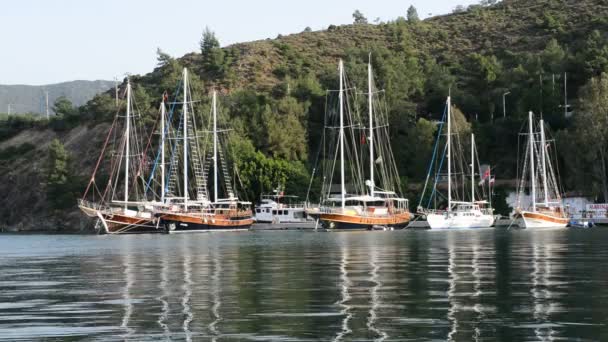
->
[1, 0, 480, 85]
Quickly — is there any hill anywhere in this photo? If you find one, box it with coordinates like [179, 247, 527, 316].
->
[0, 80, 114, 115]
[2, 0, 608, 231]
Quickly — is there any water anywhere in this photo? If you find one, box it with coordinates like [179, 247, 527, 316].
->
[0, 229, 607, 341]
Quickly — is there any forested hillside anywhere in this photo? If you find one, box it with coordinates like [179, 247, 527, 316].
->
[2, 0, 608, 230]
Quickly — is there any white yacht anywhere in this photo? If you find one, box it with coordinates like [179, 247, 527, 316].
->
[418, 96, 494, 229]
[254, 191, 314, 228]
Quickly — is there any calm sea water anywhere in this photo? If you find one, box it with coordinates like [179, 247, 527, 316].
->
[0, 228, 606, 341]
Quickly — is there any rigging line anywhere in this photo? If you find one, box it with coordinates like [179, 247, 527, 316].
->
[419, 104, 447, 209]
[144, 80, 182, 196]
[427, 141, 449, 209]
[83, 113, 119, 199]
[109, 134, 127, 203]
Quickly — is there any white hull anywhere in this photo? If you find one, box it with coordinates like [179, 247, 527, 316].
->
[426, 212, 495, 229]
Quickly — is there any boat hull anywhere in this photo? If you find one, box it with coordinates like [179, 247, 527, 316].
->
[319, 212, 412, 230]
[161, 213, 253, 233]
[79, 204, 161, 234]
[515, 211, 568, 229]
[426, 213, 495, 229]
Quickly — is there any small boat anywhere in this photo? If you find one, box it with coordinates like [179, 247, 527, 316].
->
[254, 188, 315, 229]
[153, 68, 253, 233]
[417, 96, 494, 229]
[513, 111, 569, 228]
[79, 79, 161, 234]
[317, 58, 412, 230]
[569, 219, 594, 228]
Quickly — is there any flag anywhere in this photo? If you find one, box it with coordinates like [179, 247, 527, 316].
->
[489, 177, 495, 185]
[482, 168, 490, 180]
[360, 133, 366, 145]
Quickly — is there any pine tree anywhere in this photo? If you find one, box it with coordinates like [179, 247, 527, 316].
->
[200, 27, 225, 75]
[353, 10, 368, 24]
[407, 5, 420, 22]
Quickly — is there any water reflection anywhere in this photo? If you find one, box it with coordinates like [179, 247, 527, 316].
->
[446, 236, 459, 341]
[157, 250, 170, 338]
[181, 242, 193, 341]
[367, 245, 387, 342]
[0, 230, 605, 341]
[209, 247, 222, 341]
[120, 245, 134, 339]
[334, 245, 352, 341]
[530, 232, 564, 341]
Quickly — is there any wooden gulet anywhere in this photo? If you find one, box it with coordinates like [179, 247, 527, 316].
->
[318, 58, 412, 230]
[78, 79, 162, 234]
[514, 111, 569, 228]
[155, 68, 253, 233]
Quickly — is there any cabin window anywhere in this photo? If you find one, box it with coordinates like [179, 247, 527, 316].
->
[272, 210, 277, 215]
[255, 209, 261, 213]
[294, 211, 304, 218]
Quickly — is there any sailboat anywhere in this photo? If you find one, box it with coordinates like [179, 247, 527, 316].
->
[513, 111, 569, 228]
[78, 79, 160, 234]
[317, 59, 412, 230]
[154, 68, 253, 233]
[418, 96, 494, 229]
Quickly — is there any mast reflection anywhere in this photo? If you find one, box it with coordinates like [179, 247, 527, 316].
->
[367, 245, 387, 341]
[333, 245, 352, 341]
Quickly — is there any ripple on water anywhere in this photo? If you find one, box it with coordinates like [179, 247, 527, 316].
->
[0, 229, 605, 341]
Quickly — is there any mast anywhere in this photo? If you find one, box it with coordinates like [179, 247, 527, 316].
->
[339, 59, 345, 209]
[124, 79, 131, 210]
[529, 111, 536, 212]
[183, 68, 189, 210]
[471, 134, 475, 203]
[368, 55, 374, 198]
[447, 96, 452, 212]
[539, 119, 549, 206]
[160, 97, 166, 203]
[213, 90, 218, 203]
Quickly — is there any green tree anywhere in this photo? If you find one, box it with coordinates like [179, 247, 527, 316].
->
[578, 30, 608, 77]
[407, 5, 420, 22]
[156, 48, 173, 67]
[200, 27, 225, 75]
[571, 73, 608, 200]
[82, 93, 115, 122]
[47, 139, 74, 211]
[353, 10, 368, 24]
[52, 96, 76, 117]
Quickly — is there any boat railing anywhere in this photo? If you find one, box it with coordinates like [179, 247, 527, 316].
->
[78, 199, 109, 212]
[418, 208, 447, 215]
[321, 206, 409, 217]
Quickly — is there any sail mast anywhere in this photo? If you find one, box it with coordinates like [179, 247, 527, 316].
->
[183, 68, 189, 210]
[368, 55, 374, 198]
[447, 96, 452, 212]
[471, 133, 475, 203]
[529, 111, 536, 212]
[213, 90, 218, 203]
[339, 59, 345, 209]
[124, 79, 131, 210]
[539, 119, 549, 206]
[160, 97, 166, 203]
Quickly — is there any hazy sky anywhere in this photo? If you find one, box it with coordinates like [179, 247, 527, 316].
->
[2, 0, 479, 85]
